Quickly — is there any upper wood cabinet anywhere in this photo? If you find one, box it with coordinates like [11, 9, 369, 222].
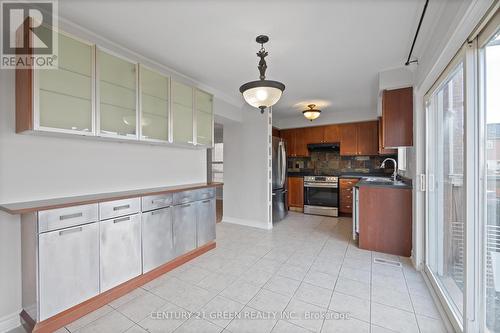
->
[323, 125, 340, 142]
[303, 126, 324, 144]
[140, 65, 169, 142]
[378, 117, 397, 155]
[195, 89, 214, 146]
[280, 128, 308, 157]
[340, 121, 378, 156]
[382, 87, 413, 147]
[98, 49, 138, 139]
[357, 121, 378, 155]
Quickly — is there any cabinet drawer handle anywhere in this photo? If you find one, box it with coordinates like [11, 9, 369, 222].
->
[59, 212, 83, 220]
[152, 199, 167, 204]
[181, 203, 191, 208]
[151, 209, 167, 216]
[113, 204, 130, 211]
[202, 200, 211, 203]
[59, 226, 83, 236]
[113, 216, 130, 223]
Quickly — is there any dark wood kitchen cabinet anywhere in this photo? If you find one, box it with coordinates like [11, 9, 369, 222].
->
[281, 128, 308, 157]
[339, 121, 378, 156]
[303, 126, 325, 144]
[357, 121, 379, 155]
[340, 123, 358, 156]
[358, 186, 412, 257]
[323, 124, 340, 142]
[288, 176, 304, 210]
[378, 117, 397, 155]
[339, 178, 360, 214]
[382, 87, 413, 147]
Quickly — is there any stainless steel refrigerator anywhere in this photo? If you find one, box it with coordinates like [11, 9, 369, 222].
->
[272, 136, 288, 223]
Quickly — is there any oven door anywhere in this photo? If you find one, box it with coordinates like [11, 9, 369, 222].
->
[304, 185, 339, 207]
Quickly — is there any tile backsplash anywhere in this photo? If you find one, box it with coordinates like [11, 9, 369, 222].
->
[288, 151, 397, 175]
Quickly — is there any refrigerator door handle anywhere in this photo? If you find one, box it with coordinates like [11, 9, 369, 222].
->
[280, 141, 286, 188]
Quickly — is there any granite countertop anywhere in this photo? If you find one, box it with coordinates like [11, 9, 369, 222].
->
[287, 171, 391, 178]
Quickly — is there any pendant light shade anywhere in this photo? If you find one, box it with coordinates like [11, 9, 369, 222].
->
[239, 35, 285, 113]
[302, 104, 321, 121]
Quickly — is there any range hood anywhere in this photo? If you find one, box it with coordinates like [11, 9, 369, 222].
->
[307, 143, 340, 151]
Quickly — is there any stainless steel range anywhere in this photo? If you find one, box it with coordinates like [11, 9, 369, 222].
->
[303, 176, 339, 217]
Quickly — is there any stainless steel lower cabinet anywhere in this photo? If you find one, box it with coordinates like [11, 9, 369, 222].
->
[100, 213, 142, 292]
[196, 198, 216, 246]
[142, 207, 175, 273]
[173, 203, 197, 256]
[38, 222, 100, 320]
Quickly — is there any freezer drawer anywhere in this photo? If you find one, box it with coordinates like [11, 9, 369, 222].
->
[142, 207, 175, 273]
[38, 222, 99, 320]
[99, 198, 141, 220]
[173, 203, 197, 256]
[100, 213, 142, 292]
[196, 198, 216, 246]
[142, 193, 173, 212]
[38, 204, 98, 233]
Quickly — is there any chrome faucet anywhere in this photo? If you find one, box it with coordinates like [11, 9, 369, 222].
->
[380, 158, 398, 181]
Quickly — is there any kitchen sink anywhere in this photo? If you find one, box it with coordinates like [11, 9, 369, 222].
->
[362, 177, 407, 187]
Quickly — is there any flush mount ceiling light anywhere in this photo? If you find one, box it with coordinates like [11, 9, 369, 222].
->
[239, 35, 285, 113]
[302, 104, 322, 121]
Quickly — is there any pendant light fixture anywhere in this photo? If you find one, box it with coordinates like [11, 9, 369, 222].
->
[239, 35, 285, 113]
[302, 104, 322, 121]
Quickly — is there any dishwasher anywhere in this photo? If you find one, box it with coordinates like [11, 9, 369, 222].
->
[352, 186, 359, 240]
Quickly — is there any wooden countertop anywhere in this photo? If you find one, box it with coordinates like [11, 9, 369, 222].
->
[0, 182, 223, 215]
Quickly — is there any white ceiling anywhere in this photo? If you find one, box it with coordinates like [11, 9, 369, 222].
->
[59, 0, 430, 120]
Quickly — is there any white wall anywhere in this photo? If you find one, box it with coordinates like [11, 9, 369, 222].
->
[273, 108, 376, 129]
[222, 107, 271, 229]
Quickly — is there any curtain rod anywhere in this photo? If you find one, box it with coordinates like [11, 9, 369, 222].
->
[405, 0, 429, 66]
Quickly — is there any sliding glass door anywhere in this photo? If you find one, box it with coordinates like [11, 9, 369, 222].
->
[425, 54, 466, 326]
[479, 16, 500, 333]
[424, 8, 499, 332]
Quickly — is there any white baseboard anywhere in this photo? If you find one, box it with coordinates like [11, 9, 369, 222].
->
[222, 217, 272, 230]
[0, 310, 20, 333]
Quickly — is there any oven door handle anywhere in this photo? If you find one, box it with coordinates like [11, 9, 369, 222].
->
[304, 183, 338, 188]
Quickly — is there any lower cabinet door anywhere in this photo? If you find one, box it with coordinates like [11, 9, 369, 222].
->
[173, 203, 197, 256]
[100, 213, 142, 292]
[39, 222, 99, 320]
[142, 207, 175, 273]
[196, 198, 216, 246]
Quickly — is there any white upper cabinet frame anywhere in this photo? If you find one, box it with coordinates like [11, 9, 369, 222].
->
[33, 30, 96, 136]
[95, 47, 139, 141]
[21, 27, 213, 149]
[138, 64, 171, 143]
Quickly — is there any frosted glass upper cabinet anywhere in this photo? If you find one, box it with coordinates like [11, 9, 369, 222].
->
[140, 66, 169, 142]
[195, 89, 213, 147]
[172, 80, 194, 145]
[36, 32, 94, 134]
[97, 49, 138, 139]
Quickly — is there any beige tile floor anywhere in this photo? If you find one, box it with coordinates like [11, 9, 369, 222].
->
[9, 213, 449, 333]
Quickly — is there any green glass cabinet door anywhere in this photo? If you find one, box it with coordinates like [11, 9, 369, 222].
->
[195, 89, 213, 146]
[38, 33, 93, 133]
[98, 50, 137, 138]
[140, 66, 169, 141]
[172, 80, 193, 144]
